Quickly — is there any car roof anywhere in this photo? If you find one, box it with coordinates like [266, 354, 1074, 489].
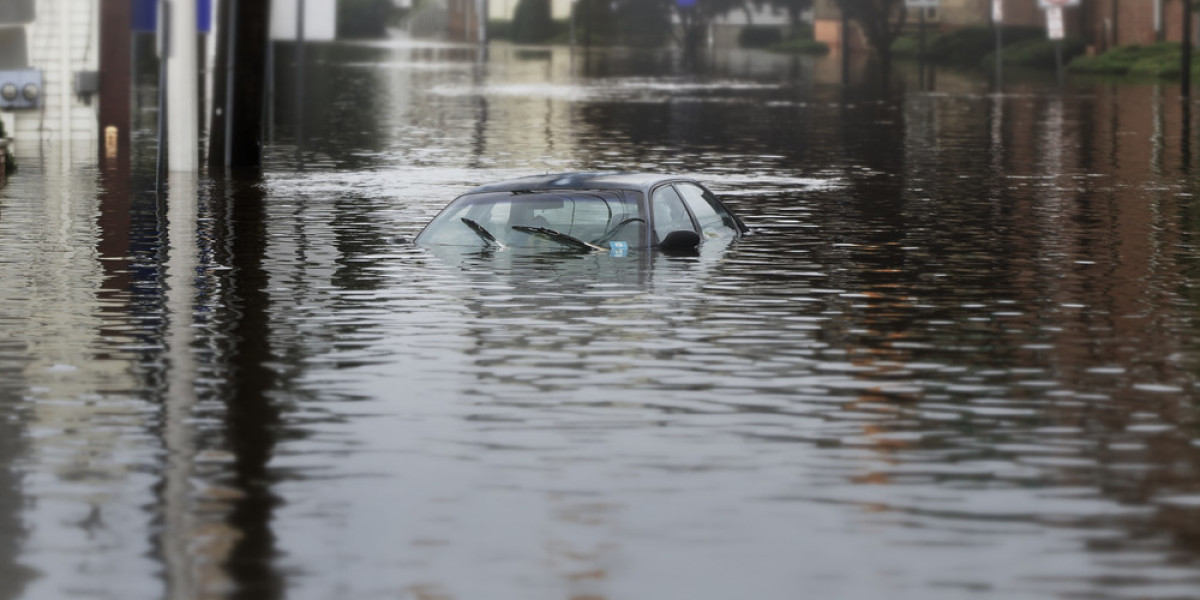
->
[463, 172, 694, 195]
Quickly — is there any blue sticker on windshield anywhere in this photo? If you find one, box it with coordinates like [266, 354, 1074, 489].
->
[609, 241, 628, 257]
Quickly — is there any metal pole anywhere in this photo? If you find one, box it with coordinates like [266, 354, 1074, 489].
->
[295, 0, 305, 146]
[477, 0, 488, 45]
[995, 25, 1002, 90]
[57, 0, 70, 163]
[267, 40, 275, 145]
[1055, 39, 1063, 87]
[223, 0, 238, 167]
[1155, 0, 1164, 42]
[167, 0, 199, 171]
[156, 1, 170, 192]
[840, 12, 849, 84]
[918, 7, 926, 63]
[916, 7, 925, 89]
[994, 0, 1002, 92]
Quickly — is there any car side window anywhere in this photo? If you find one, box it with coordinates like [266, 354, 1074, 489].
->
[651, 185, 695, 242]
[675, 183, 738, 238]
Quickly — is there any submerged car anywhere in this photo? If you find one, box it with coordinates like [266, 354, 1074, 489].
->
[413, 173, 747, 253]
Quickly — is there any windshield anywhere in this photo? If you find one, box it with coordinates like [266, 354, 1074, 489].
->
[415, 190, 646, 249]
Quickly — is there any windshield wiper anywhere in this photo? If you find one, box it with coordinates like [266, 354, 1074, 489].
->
[461, 217, 504, 248]
[595, 217, 645, 245]
[512, 225, 605, 252]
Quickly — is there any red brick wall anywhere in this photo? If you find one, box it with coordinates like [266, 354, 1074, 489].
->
[1085, 0, 1192, 50]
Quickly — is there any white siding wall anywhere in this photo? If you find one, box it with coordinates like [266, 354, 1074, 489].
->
[713, 5, 792, 27]
[8, 0, 98, 144]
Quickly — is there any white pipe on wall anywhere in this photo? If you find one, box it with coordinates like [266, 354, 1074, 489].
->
[167, 0, 198, 171]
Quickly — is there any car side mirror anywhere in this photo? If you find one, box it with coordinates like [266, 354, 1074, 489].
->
[658, 229, 701, 251]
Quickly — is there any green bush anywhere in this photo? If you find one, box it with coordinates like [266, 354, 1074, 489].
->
[489, 20, 512, 41]
[511, 0, 555, 43]
[987, 36, 1086, 69]
[337, 0, 394, 39]
[545, 0, 669, 47]
[614, 1, 670, 47]
[739, 26, 784, 48]
[564, 0, 619, 45]
[893, 25, 1044, 64]
[769, 38, 830, 55]
[789, 22, 815, 39]
[930, 26, 1003, 64]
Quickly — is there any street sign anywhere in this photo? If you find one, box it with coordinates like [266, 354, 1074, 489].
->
[1038, 0, 1080, 7]
[1045, 5, 1064, 40]
[906, 0, 940, 8]
[677, 0, 697, 7]
[993, 0, 1003, 22]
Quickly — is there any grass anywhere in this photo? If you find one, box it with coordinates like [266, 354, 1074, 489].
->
[1068, 42, 1200, 78]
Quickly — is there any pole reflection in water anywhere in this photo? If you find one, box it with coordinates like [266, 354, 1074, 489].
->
[161, 172, 201, 599]
[0, 299, 32, 600]
[1184, 96, 1193, 172]
[148, 170, 287, 598]
[211, 175, 284, 600]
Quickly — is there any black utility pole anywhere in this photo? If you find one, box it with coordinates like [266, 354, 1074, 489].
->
[994, 19, 1002, 91]
[294, 0, 305, 149]
[156, 1, 169, 192]
[209, 0, 270, 170]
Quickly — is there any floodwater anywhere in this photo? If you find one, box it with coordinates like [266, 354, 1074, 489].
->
[4, 37, 1200, 600]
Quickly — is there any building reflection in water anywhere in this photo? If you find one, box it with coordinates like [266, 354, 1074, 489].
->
[192, 175, 286, 599]
[796, 76, 1200, 562]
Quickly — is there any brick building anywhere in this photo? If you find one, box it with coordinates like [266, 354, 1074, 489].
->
[812, 0, 1194, 55]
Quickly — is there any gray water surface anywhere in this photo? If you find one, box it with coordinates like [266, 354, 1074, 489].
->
[3, 39, 1200, 600]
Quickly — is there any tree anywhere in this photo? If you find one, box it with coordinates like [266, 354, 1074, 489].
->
[612, 0, 673, 47]
[668, 0, 748, 59]
[573, 0, 618, 45]
[834, 0, 907, 69]
[511, 0, 555, 43]
[752, 0, 813, 39]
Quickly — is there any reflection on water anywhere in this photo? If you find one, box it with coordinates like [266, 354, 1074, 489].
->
[5, 39, 1200, 599]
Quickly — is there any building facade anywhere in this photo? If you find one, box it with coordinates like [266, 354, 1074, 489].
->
[813, 0, 1194, 55]
[1, 0, 98, 152]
